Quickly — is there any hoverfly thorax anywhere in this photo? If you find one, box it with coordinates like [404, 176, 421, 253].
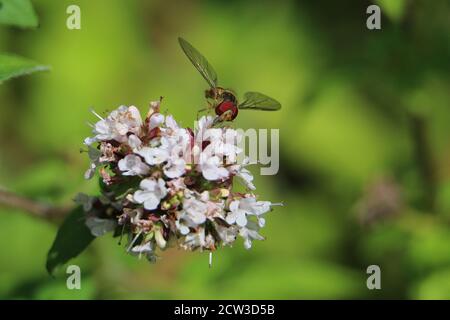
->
[220, 89, 238, 104]
[205, 87, 237, 104]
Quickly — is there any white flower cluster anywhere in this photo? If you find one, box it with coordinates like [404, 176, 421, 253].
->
[79, 101, 280, 262]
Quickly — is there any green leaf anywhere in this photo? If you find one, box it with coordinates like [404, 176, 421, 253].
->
[46, 207, 95, 275]
[0, 0, 38, 28]
[0, 53, 49, 83]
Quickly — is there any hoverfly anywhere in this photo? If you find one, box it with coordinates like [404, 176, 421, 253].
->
[178, 37, 281, 122]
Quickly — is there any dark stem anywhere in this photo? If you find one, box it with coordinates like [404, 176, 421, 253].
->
[409, 114, 436, 212]
[0, 186, 69, 222]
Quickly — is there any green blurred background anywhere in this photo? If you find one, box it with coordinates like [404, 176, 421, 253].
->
[0, 0, 449, 299]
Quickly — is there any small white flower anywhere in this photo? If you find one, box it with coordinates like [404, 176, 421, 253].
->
[176, 192, 203, 228]
[85, 106, 143, 145]
[86, 217, 117, 237]
[163, 157, 186, 178]
[194, 116, 215, 141]
[199, 153, 229, 181]
[84, 136, 97, 146]
[176, 220, 190, 235]
[181, 195, 208, 225]
[236, 167, 256, 190]
[206, 128, 242, 162]
[133, 178, 168, 210]
[214, 223, 238, 245]
[226, 202, 248, 227]
[205, 197, 225, 219]
[137, 146, 169, 165]
[149, 113, 165, 130]
[164, 115, 179, 131]
[160, 117, 191, 158]
[84, 146, 102, 179]
[131, 241, 157, 262]
[226, 197, 272, 227]
[241, 197, 272, 215]
[118, 154, 150, 176]
[181, 227, 206, 250]
[128, 134, 142, 150]
[239, 221, 265, 249]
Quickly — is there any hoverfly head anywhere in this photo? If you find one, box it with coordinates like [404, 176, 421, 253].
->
[205, 88, 216, 99]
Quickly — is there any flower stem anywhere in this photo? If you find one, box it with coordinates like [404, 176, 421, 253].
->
[409, 114, 436, 212]
[0, 186, 69, 222]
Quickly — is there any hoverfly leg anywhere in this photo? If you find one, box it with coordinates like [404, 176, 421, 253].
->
[196, 107, 209, 120]
[212, 116, 224, 127]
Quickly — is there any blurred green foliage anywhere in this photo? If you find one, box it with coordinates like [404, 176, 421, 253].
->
[0, 0, 38, 28]
[0, 53, 48, 82]
[0, 0, 47, 82]
[0, 0, 449, 299]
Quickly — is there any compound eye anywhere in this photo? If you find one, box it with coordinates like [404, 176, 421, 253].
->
[205, 88, 215, 99]
[223, 92, 234, 101]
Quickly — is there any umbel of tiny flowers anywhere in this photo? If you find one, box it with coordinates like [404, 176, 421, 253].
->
[77, 100, 282, 263]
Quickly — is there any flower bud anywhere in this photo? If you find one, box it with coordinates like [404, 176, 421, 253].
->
[144, 231, 154, 242]
[169, 197, 180, 208]
[161, 201, 171, 210]
[155, 228, 166, 249]
[219, 188, 230, 198]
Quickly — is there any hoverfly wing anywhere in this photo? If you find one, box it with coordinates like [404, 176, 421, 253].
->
[178, 37, 218, 88]
[238, 91, 281, 111]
